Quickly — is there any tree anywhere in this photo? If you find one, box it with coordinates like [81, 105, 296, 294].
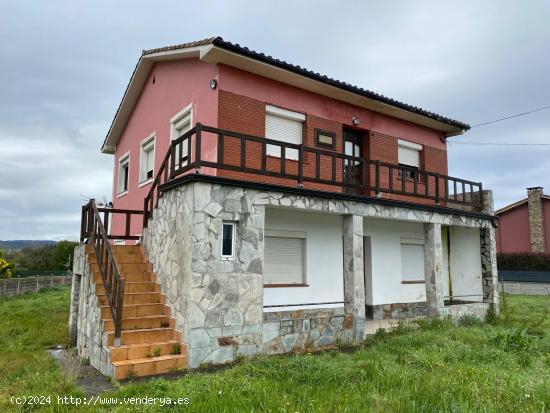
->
[0, 249, 14, 279]
[51, 241, 78, 270]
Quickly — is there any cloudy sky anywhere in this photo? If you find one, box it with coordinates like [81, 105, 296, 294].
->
[1, 1, 549, 240]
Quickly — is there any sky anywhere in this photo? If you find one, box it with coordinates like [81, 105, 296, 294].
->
[1, 1, 549, 241]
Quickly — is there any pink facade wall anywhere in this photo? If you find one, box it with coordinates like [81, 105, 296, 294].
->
[218, 64, 446, 150]
[496, 204, 531, 253]
[109, 59, 451, 237]
[111, 59, 219, 236]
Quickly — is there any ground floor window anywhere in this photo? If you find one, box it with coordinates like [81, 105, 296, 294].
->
[221, 222, 235, 259]
[400, 238, 425, 283]
[264, 230, 306, 286]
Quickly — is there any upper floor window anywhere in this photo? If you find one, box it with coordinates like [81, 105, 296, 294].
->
[265, 105, 305, 160]
[139, 134, 155, 184]
[170, 104, 193, 167]
[398, 139, 422, 180]
[117, 153, 130, 196]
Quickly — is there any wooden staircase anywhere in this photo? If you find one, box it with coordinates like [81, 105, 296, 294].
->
[87, 244, 187, 380]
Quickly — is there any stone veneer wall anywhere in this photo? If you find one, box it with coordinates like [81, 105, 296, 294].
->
[143, 183, 265, 368]
[263, 308, 354, 353]
[141, 180, 498, 368]
[366, 302, 428, 320]
[72, 245, 114, 377]
[142, 185, 194, 345]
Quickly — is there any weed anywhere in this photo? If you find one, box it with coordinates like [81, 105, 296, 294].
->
[485, 307, 499, 325]
[152, 347, 162, 357]
[170, 343, 181, 355]
[126, 369, 137, 381]
[491, 327, 541, 351]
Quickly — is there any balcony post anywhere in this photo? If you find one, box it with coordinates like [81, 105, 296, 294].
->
[297, 145, 304, 188]
[375, 160, 381, 197]
[435, 173, 440, 205]
[195, 123, 202, 173]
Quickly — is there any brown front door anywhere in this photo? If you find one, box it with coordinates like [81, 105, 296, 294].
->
[344, 129, 364, 194]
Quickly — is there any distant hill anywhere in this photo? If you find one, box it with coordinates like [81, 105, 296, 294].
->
[0, 240, 57, 251]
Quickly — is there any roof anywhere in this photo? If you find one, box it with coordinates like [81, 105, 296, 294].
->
[495, 195, 550, 215]
[102, 36, 471, 153]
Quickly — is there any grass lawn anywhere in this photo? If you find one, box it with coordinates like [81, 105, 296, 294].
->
[1, 287, 550, 412]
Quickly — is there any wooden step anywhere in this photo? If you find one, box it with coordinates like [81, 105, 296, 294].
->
[89, 253, 144, 264]
[101, 303, 170, 319]
[110, 340, 186, 362]
[96, 282, 159, 295]
[98, 292, 165, 306]
[113, 354, 187, 380]
[90, 262, 152, 276]
[93, 271, 154, 284]
[103, 315, 174, 332]
[107, 327, 175, 346]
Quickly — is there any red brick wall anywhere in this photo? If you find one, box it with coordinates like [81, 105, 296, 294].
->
[216, 91, 346, 192]
[215, 90, 448, 205]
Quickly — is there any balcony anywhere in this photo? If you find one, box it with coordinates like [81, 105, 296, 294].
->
[144, 124, 486, 226]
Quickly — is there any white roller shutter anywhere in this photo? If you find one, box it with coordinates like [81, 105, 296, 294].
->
[398, 146, 420, 167]
[265, 113, 303, 160]
[264, 236, 305, 284]
[400, 243, 425, 281]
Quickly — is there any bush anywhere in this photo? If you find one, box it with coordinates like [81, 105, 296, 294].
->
[497, 253, 550, 271]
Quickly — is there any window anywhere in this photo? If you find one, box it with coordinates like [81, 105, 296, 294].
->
[221, 222, 235, 259]
[398, 139, 422, 180]
[265, 105, 305, 160]
[170, 104, 193, 167]
[400, 238, 425, 282]
[139, 134, 155, 184]
[117, 154, 130, 195]
[315, 129, 336, 148]
[264, 230, 306, 285]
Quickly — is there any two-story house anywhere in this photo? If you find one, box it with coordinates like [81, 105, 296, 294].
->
[71, 37, 499, 380]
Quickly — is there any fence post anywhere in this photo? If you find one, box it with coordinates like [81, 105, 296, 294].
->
[17, 277, 20, 295]
[36, 277, 39, 293]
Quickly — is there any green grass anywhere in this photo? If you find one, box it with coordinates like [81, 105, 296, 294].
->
[2, 288, 550, 412]
[0, 287, 81, 412]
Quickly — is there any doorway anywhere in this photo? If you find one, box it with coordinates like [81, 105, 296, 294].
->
[344, 129, 364, 194]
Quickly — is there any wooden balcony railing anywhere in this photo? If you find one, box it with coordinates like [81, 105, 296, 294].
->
[142, 123, 485, 227]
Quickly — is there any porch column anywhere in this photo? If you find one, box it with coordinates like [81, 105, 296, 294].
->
[480, 227, 499, 315]
[343, 215, 366, 340]
[424, 223, 445, 316]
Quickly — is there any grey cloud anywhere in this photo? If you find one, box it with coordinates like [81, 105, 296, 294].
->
[1, 0, 549, 239]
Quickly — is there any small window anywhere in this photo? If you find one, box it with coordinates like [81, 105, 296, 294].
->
[139, 135, 155, 183]
[264, 230, 306, 286]
[221, 222, 235, 259]
[117, 154, 130, 195]
[265, 105, 305, 160]
[315, 129, 336, 149]
[400, 238, 425, 282]
[398, 139, 422, 180]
